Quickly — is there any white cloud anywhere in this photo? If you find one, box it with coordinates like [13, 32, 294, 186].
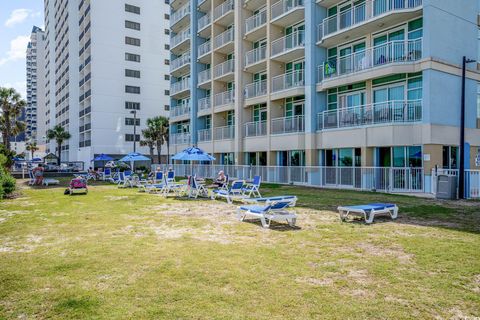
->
[0, 35, 30, 67]
[1, 81, 27, 98]
[5, 9, 32, 28]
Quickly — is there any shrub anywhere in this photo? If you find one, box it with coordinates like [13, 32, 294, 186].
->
[0, 152, 16, 199]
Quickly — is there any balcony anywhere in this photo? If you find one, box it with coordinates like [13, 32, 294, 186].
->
[214, 28, 234, 53]
[245, 8, 267, 41]
[271, 0, 305, 27]
[170, 78, 190, 98]
[271, 115, 304, 135]
[245, 46, 267, 73]
[171, 29, 191, 54]
[271, 70, 304, 99]
[170, 3, 191, 32]
[214, 125, 235, 140]
[317, 39, 422, 88]
[214, 0, 234, 26]
[317, 0, 423, 47]
[198, 69, 211, 87]
[170, 52, 191, 77]
[244, 121, 267, 137]
[214, 59, 234, 81]
[170, 132, 191, 145]
[317, 100, 422, 130]
[170, 103, 191, 119]
[198, 12, 211, 37]
[244, 80, 267, 103]
[198, 129, 212, 142]
[271, 30, 304, 62]
[214, 90, 235, 111]
[198, 96, 212, 116]
[198, 40, 211, 63]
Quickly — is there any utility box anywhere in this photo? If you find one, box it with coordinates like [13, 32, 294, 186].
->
[436, 174, 457, 200]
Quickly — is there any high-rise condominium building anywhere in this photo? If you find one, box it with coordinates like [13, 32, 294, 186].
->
[169, 0, 480, 192]
[25, 26, 47, 143]
[43, 0, 171, 164]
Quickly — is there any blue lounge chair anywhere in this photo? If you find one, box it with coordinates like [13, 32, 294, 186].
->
[237, 200, 297, 228]
[242, 175, 262, 198]
[243, 195, 297, 207]
[211, 180, 245, 204]
[139, 172, 164, 193]
[161, 173, 185, 197]
[337, 203, 398, 224]
[188, 175, 209, 198]
[166, 171, 175, 183]
[102, 168, 112, 181]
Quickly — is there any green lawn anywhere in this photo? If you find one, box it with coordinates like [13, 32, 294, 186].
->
[0, 180, 479, 319]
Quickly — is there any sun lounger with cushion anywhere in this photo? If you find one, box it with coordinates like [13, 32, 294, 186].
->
[237, 200, 297, 228]
[211, 180, 245, 204]
[337, 203, 398, 224]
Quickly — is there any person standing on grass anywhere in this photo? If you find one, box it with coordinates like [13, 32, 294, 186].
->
[32, 164, 44, 185]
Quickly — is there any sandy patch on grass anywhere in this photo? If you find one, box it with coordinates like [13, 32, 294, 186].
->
[357, 242, 414, 264]
[104, 196, 130, 201]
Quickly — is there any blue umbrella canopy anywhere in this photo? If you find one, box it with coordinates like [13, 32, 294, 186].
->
[92, 153, 113, 162]
[171, 146, 216, 162]
[12, 156, 24, 161]
[119, 152, 151, 162]
[32, 157, 42, 162]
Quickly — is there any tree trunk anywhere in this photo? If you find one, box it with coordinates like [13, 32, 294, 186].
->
[167, 140, 170, 165]
[149, 145, 154, 162]
[31, 150, 34, 159]
[57, 142, 62, 165]
[156, 140, 162, 164]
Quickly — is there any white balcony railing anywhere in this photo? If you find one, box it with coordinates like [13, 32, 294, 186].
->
[214, 90, 235, 107]
[198, 12, 211, 31]
[199, 96, 211, 111]
[244, 80, 267, 99]
[170, 78, 190, 95]
[271, 30, 305, 57]
[170, 132, 191, 145]
[198, 69, 211, 84]
[214, 59, 234, 78]
[198, 40, 211, 57]
[318, 0, 423, 41]
[245, 8, 267, 34]
[244, 121, 267, 137]
[214, 28, 234, 48]
[318, 38, 422, 82]
[215, 125, 235, 140]
[214, 0, 234, 20]
[171, 3, 191, 27]
[245, 46, 267, 66]
[170, 52, 191, 72]
[271, 115, 304, 134]
[171, 28, 191, 48]
[272, 69, 304, 92]
[317, 100, 423, 130]
[271, 0, 304, 21]
[198, 129, 212, 142]
[169, 103, 191, 118]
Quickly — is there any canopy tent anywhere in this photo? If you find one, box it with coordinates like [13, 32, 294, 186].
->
[91, 154, 113, 169]
[119, 152, 151, 170]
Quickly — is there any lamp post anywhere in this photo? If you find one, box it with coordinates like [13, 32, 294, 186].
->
[130, 110, 137, 153]
[459, 56, 476, 199]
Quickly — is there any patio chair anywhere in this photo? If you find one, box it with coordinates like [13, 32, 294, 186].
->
[242, 175, 262, 198]
[337, 203, 398, 224]
[211, 180, 245, 204]
[188, 175, 209, 199]
[166, 171, 175, 183]
[102, 168, 112, 181]
[237, 199, 297, 228]
[243, 195, 297, 207]
[28, 171, 35, 186]
[43, 177, 60, 186]
[161, 173, 185, 197]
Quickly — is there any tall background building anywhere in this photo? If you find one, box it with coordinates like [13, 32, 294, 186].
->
[43, 0, 171, 164]
[168, 0, 480, 193]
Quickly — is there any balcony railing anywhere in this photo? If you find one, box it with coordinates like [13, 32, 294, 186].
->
[272, 69, 304, 92]
[199, 96, 211, 111]
[214, 59, 234, 78]
[214, 90, 235, 107]
[244, 121, 267, 137]
[318, 0, 423, 41]
[271, 115, 304, 134]
[198, 129, 212, 142]
[198, 69, 211, 84]
[215, 28, 234, 48]
[245, 80, 267, 99]
[198, 40, 211, 57]
[198, 12, 211, 31]
[170, 78, 190, 95]
[170, 103, 191, 118]
[271, 30, 305, 57]
[271, 0, 304, 20]
[170, 132, 191, 145]
[317, 100, 423, 130]
[318, 38, 422, 82]
[171, 29, 191, 48]
[171, 3, 191, 27]
[245, 8, 267, 34]
[170, 52, 191, 72]
[245, 46, 267, 66]
[215, 125, 235, 140]
[214, 0, 234, 20]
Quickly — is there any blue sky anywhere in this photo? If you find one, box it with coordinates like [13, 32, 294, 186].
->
[0, 0, 44, 98]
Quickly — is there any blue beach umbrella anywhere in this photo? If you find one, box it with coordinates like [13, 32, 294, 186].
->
[171, 146, 216, 162]
[92, 154, 113, 162]
[119, 152, 151, 170]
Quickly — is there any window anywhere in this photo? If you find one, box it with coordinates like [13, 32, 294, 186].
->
[125, 118, 140, 126]
[165, 44, 170, 50]
[125, 53, 140, 62]
[164, 29, 170, 35]
[164, 104, 170, 111]
[125, 36, 140, 46]
[125, 86, 140, 94]
[125, 20, 141, 30]
[125, 4, 140, 14]
[125, 101, 140, 110]
[125, 134, 140, 141]
[477, 83, 480, 120]
[125, 69, 141, 78]
[443, 146, 458, 169]
[164, 90, 170, 95]
[164, 59, 170, 65]
[164, 14, 170, 20]
[164, 75, 170, 81]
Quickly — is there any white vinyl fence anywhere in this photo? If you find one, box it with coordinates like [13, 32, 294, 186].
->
[430, 169, 480, 199]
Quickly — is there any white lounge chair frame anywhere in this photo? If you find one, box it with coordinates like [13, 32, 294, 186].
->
[237, 200, 297, 228]
[337, 204, 398, 224]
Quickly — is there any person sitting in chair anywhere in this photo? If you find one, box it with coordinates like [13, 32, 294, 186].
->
[32, 164, 44, 185]
[209, 170, 227, 188]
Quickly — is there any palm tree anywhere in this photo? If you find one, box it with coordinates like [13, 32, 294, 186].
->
[164, 125, 170, 165]
[46, 125, 71, 165]
[0, 87, 26, 150]
[145, 116, 169, 164]
[140, 127, 156, 161]
[25, 141, 39, 159]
